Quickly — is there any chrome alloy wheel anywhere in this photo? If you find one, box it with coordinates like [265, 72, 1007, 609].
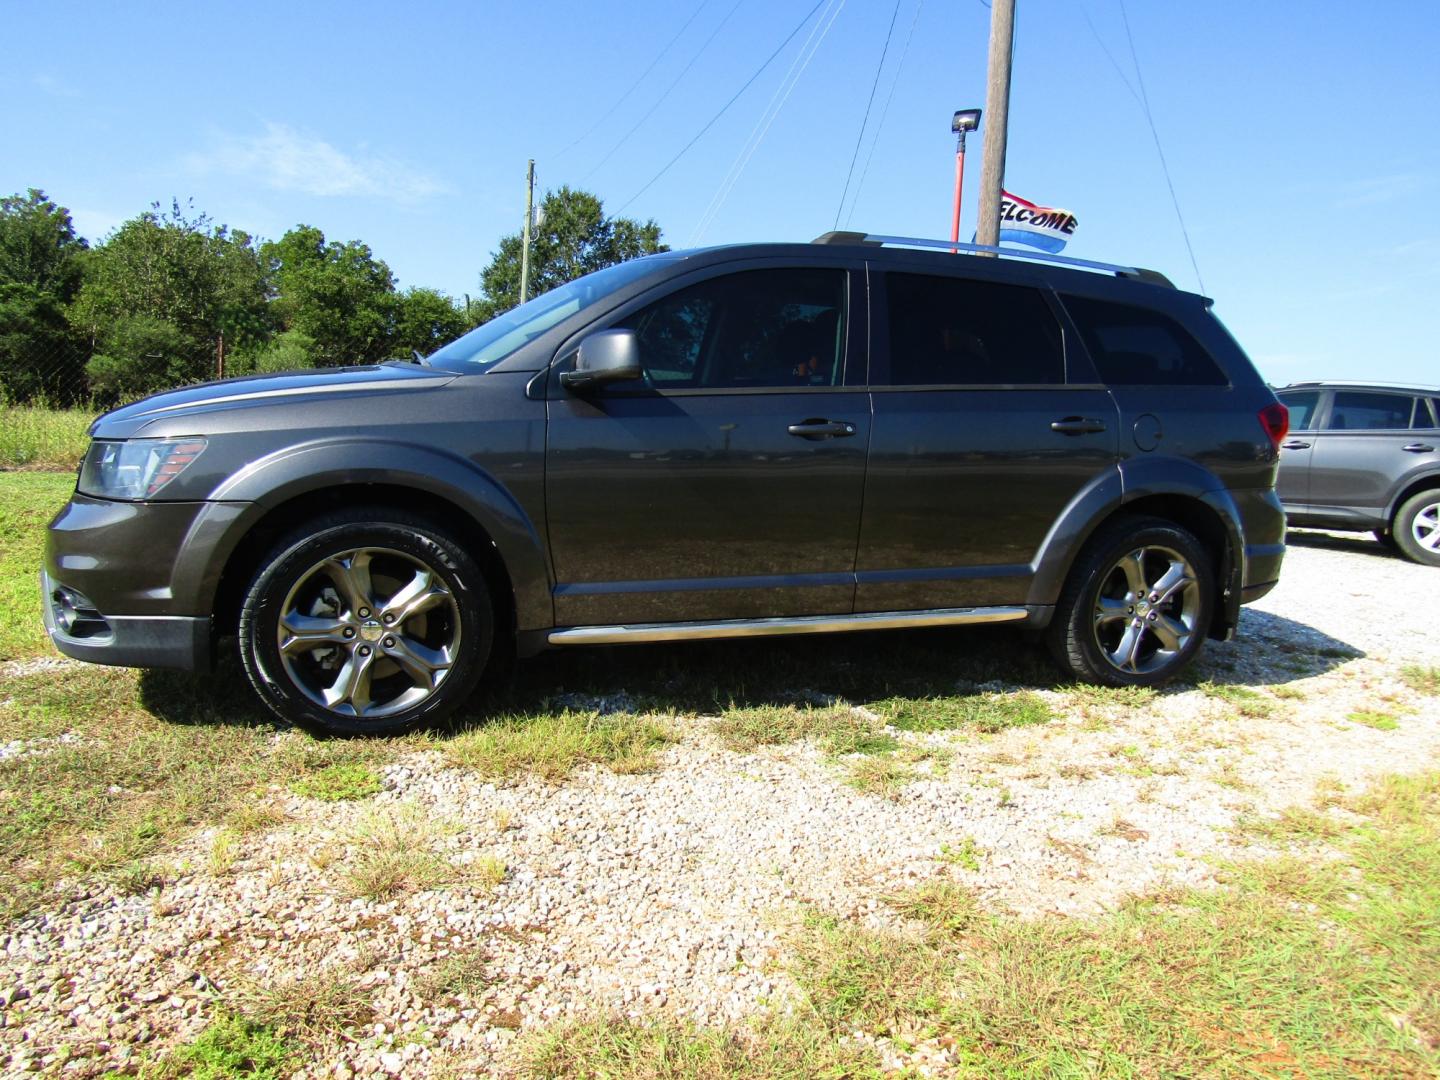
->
[1090, 545, 1201, 676]
[277, 546, 461, 718]
[1410, 498, 1440, 554]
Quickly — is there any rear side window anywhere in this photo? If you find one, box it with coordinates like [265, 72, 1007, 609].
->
[1062, 295, 1227, 386]
[884, 273, 1063, 385]
[1326, 391, 1417, 431]
[1427, 398, 1440, 428]
[1276, 389, 1321, 430]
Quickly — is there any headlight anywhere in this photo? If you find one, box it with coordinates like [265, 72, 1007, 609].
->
[78, 438, 208, 500]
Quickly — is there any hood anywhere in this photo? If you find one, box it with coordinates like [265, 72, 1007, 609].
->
[91, 363, 459, 438]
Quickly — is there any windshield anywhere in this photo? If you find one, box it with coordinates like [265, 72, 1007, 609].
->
[425, 255, 676, 371]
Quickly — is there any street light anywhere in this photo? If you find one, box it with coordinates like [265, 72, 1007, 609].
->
[950, 109, 982, 250]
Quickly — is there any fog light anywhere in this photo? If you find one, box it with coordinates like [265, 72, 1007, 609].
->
[50, 586, 110, 639]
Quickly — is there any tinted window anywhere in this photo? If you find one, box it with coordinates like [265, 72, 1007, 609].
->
[1062, 295, 1227, 386]
[1427, 398, 1440, 428]
[617, 269, 845, 389]
[1276, 389, 1321, 430]
[1326, 391, 1415, 431]
[884, 273, 1063, 385]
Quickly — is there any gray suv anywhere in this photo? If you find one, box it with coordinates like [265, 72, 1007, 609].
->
[1274, 381, 1440, 565]
[43, 233, 1287, 734]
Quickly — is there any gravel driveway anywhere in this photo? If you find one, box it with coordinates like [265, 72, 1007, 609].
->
[2, 532, 1437, 1077]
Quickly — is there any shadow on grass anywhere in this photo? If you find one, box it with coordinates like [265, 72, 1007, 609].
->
[133, 609, 1364, 734]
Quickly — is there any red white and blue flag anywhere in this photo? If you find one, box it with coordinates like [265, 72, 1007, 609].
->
[997, 191, 1078, 253]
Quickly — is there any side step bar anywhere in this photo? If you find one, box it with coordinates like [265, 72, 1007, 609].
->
[548, 606, 1028, 646]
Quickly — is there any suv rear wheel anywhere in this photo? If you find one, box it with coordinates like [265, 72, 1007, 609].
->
[238, 508, 492, 734]
[1048, 515, 1214, 686]
[1392, 490, 1440, 567]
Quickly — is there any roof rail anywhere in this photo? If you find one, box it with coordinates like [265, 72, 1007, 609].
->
[811, 231, 1175, 288]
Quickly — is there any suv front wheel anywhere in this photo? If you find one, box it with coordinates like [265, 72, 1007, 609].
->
[1048, 516, 1214, 686]
[238, 508, 493, 735]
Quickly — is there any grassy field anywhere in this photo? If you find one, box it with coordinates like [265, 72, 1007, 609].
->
[4, 468, 1438, 1077]
[0, 405, 93, 470]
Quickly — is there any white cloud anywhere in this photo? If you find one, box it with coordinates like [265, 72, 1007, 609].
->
[185, 123, 448, 203]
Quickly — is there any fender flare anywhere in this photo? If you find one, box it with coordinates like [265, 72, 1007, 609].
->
[179, 438, 553, 631]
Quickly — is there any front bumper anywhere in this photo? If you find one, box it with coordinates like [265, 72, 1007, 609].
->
[41, 569, 212, 670]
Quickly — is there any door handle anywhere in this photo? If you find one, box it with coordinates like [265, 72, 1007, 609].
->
[1402, 443, 1436, 453]
[1280, 440, 1312, 450]
[787, 419, 856, 440]
[1050, 417, 1107, 435]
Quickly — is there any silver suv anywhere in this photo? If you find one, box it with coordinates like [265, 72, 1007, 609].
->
[1275, 381, 1440, 565]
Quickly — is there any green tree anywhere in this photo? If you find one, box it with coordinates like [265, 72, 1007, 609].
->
[261, 226, 397, 367]
[474, 186, 666, 322]
[390, 287, 468, 357]
[70, 200, 271, 399]
[0, 190, 89, 402]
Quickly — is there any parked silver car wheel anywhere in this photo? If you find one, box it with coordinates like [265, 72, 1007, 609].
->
[1393, 490, 1440, 567]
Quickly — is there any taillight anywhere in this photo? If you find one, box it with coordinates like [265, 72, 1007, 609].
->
[1259, 402, 1289, 448]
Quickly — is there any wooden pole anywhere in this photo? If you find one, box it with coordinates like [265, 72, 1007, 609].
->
[975, 0, 1015, 252]
[519, 159, 535, 304]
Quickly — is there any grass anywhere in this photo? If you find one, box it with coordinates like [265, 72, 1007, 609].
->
[937, 836, 984, 871]
[709, 703, 862, 752]
[232, 969, 375, 1044]
[0, 405, 92, 471]
[124, 1013, 296, 1079]
[1349, 710, 1400, 731]
[1200, 680, 1277, 719]
[340, 802, 455, 900]
[0, 470, 74, 659]
[844, 755, 914, 797]
[415, 949, 491, 1002]
[1400, 665, 1440, 695]
[288, 762, 382, 801]
[873, 690, 1053, 734]
[445, 710, 676, 782]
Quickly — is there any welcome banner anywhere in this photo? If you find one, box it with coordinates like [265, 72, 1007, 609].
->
[997, 191, 1078, 253]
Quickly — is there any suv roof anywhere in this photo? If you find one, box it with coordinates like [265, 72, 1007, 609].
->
[1280, 380, 1440, 394]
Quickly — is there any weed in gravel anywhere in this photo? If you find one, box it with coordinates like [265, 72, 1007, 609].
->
[137, 1012, 297, 1079]
[416, 950, 491, 1002]
[208, 829, 240, 876]
[1349, 710, 1399, 731]
[1400, 665, 1440, 695]
[341, 803, 453, 900]
[446, 710, 675, 781]
[889, 880, 981, 933]
[824, 727, 900, 756]
[224, 799, 285, 836]
[1199, 682, 1276, 719]
[289, 763, 383, 801]
[1270, 684, 1307, 700]
[937, 837, 984, 871]
[876, 691, 1052, 734]
[1070, 684, 1159, 709]
[710, 703, 861, 752]
[845, 756, 914, 798]
[521, 1012, 880, 1079]
[234, 969, 375, 1044]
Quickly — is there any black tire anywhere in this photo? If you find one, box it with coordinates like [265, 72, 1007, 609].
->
[1392, 490, 1440, 567]
[1372, 529, 1400, 553]
[238, 508, 493, 735]
[1047, 515, 1214, 687]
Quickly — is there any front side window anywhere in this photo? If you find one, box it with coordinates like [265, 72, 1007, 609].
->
[1326, 391, 1416, 431]
[1062, 295, 1228, 386]
[616, 268, 846, 389]
[1276, 389, 1321, 431]
[884, 273, 1064, 385]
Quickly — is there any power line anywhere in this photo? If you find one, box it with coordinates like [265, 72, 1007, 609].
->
[691, 0, 847, 243]
[582, 0, 746, 183]
[552, 0, 712, 161]
[833, 0, 903, 229]
[1077, 0, 1140, 105]
[845, 0, 923, 228]
[1117, 0, 1206, 293]
[617, 0, 829, 214]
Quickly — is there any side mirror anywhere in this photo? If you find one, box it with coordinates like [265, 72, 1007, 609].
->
[560, 329, 643, 393]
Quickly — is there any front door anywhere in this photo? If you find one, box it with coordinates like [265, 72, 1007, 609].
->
[545, 266, 870, 626]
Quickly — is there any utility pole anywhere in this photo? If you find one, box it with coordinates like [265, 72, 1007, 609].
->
[975, 0, 1015, 252]
[519, 159, 535, 304]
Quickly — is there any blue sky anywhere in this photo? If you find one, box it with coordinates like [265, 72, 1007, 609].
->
[5, 0, 1438, 386]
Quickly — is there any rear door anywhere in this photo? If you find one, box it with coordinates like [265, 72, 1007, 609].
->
[1309, 389, 1437, 521]
[545, 263, 871, 626]
[853, 266, 1118, 612]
